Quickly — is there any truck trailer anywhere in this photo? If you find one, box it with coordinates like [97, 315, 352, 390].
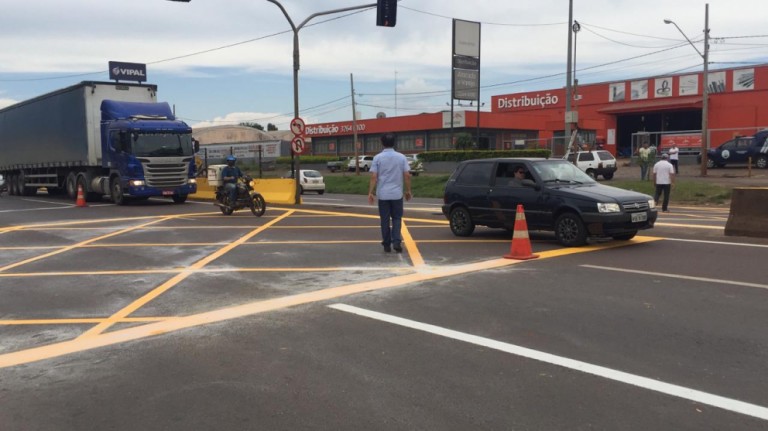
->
[0, 81, 198, 204]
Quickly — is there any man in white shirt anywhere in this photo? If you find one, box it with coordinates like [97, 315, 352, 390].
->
[667, 143, 680, 173]
[368, 133, 412, 253]
[652, 153, 676, 212]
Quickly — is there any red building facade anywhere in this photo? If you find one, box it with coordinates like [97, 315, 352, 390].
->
[306, 64, 768, 157]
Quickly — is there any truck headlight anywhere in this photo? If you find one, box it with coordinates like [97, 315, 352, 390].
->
[648, 199, 656, 209]
[129, 180, 145, 187]
[597, 202, 621, 213]
[188, 178, 197, 185]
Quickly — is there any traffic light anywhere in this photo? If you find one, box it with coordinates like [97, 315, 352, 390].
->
[376, 0, 397, 27]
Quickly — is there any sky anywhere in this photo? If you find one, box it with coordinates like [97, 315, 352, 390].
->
[1, 0, 766, 131]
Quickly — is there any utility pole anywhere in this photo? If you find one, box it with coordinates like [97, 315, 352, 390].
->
[564, 0, 574, 150]
[351, 73, 360, 175]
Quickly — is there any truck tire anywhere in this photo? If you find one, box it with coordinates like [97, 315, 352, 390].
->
[111, 177, 126, 206]
[9, 175, 17, 196]
[172, 194, 187, 204]
[66, 172, 78, 199]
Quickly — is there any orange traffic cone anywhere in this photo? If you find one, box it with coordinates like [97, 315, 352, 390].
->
[75, 184, 87, 207]
[503, 204, 539, 260]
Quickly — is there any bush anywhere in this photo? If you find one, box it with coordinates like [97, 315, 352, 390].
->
[417, 149, 551, 162]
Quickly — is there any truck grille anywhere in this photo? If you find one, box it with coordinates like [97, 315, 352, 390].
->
[622, 201, 650, 212]
[140, 161, 188, 188]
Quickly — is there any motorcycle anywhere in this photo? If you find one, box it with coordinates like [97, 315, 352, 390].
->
[214, 175, 266, 217]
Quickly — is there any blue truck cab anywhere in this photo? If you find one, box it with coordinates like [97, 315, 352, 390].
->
[101, 100, 198, 204]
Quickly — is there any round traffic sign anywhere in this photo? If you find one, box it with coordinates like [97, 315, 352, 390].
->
[291, 136, 306, 154]
[290, 117, 306, 136]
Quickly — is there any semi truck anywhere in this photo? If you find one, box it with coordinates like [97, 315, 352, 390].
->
[0, 81, 198, 204]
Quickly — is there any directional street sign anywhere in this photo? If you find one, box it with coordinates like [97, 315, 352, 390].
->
[291, 136, 305, 154]
[290, 117, 306, 136]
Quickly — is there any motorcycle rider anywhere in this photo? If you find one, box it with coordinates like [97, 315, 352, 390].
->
[221, 155, 243, 206]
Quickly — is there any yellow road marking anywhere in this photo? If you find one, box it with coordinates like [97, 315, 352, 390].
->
[0, 216, 179, 273]
[0, 317, 176, 325]
[0, 266, 412, 278]
[0, 237, 660, 368]
[77, 210, 295, 339]
[401, 221, 425, 267]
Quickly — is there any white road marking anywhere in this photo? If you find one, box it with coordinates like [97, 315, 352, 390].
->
[663, 237, 768, 248]
[581, 265, 768, 290]
[328, 303, 768, 421]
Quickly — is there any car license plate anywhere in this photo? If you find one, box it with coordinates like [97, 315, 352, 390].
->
[631, 212, 647, 223]
[162, 190, 173, 196]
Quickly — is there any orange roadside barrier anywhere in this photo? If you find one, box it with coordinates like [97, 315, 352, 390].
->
[76, 184, 87, 207]
[503, 204, 539, 260]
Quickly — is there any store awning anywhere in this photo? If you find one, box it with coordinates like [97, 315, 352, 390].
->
[597, 96, 702, 114]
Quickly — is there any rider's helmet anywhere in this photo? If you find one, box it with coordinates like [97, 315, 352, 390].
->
[226, 155, 236, 166]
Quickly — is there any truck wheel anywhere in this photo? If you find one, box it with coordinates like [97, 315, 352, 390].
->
[554, 212, 587, 247]
[111, 178, 126, 206]
[66, 173, 78, 199]
[756, 155, 768, 169]
[9, 175, 17, 196]
[172, 194, 188, 204]
[449, 206, 475, 237]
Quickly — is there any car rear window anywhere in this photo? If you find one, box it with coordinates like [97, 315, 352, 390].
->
[455, 162, 493, 186]
[304, 170, 321, 178]
[597, 151, 615, 161]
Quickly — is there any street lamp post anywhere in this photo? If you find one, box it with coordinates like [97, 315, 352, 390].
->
[266, 0, 377, 202]
[665, 3, 710, 177]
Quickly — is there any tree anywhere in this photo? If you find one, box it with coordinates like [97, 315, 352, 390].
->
[267, 123, 278, 131]
[240, 122, 264, 131]
[455, 133, 474, 150]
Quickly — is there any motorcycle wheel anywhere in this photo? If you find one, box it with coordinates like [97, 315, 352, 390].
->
[251, 194, 266, 217]
[220, 205, 234, 215]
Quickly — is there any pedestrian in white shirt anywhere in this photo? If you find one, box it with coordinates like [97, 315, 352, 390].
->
[652, 154, 676, 212]
[667, 144, 680, 173]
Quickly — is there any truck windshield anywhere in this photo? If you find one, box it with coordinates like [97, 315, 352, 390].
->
[133, 133, 195, 157]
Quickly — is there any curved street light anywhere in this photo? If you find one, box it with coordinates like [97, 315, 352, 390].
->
[664, 4, 710, 177]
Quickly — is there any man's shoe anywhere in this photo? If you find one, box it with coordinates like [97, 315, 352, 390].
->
[393, 244, 403, 253]
[383, 245, 391, 253]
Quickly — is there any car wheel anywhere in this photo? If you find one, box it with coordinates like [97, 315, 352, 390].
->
[706, 158, 716, 169]
[756, 155, 768, 169]
[602, 172, 614, 180]
[449, 206, 475, 237]
[554, 212, 587, 247]
[318, 190, 325, 195]
[585, 169, 596, 179]
[612, 231, 637, 241]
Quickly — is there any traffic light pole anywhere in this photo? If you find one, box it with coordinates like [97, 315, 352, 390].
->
[266, 1, 378, 203]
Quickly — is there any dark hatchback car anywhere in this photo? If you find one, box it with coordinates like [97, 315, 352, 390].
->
[442, 158, 658, 246]
[696, 130, 768, 169]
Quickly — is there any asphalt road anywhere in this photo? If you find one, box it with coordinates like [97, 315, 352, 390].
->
[0, 192, 767, 430]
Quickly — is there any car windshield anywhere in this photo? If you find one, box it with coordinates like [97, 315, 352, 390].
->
[531, 160, 596, 184]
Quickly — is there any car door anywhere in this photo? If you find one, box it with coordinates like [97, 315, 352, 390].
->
[713, 139, 735, 164]
[486, 162, 542, 229]
[450, 161, 495, 224]
[731, 138, 752, 164]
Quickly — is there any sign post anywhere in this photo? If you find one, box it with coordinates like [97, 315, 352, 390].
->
[290, 117, 306, 204]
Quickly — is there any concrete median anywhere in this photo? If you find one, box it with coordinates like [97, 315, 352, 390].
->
[194, 178, 299, 205]
[724, 187, 768, 238]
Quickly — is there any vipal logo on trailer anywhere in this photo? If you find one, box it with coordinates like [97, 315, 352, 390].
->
[109, 61, 147, 83]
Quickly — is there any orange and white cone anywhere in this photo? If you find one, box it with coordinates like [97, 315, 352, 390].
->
[75, 184, 87, 207]
[503, 204, 539, 260]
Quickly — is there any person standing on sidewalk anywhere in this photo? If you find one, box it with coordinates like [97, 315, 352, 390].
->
[667, 143, 680, 173]
[652, 153, 676, 212]
[637, 142, 652, 180]
[368, 133, 413, 253]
